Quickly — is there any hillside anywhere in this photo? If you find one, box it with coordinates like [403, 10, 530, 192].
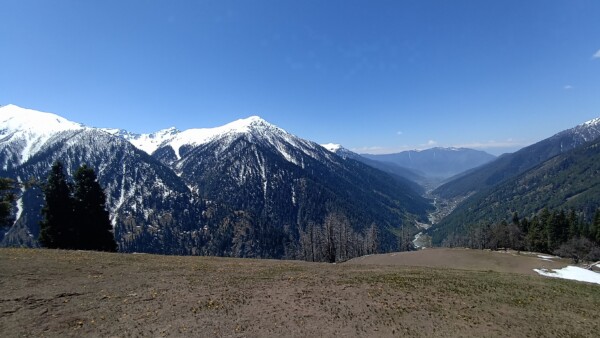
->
[321, 143, 428, 190]
[431, 138, 600, 244]
[434, 118, 600, 199]
[1, 248, 598, 337]
[132, 116, 433, 257]
[1, 105, 431, 260]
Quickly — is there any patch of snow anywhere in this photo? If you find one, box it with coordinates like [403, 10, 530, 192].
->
[126, 127, 180, 154]
[412, 232, 423, 248]
[101, 128, 122, 135]
[14, 182, 25, 224]
[534, 266, 600, 285]
[582, 117, 600, 126]
[321, 143, 342, 152]
[166, 116, 276, 159]
[537, 254, 558, 261]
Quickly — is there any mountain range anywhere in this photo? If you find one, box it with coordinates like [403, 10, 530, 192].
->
[362, 148, 496, 180]
[0, 104, 431, 260]
[430, 117, 600, 244]
[3, 103, 599, 258]
[434, 118, 600, 200]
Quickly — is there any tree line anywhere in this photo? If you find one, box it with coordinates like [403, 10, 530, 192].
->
[443, 208, 600, 263]
[1, 162, 117, 251]
[39, 162, 117, 251]
[0, 177, 18, 228]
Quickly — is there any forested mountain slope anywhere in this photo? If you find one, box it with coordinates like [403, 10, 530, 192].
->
[434, 118, 600, 200]
[431, 137, 600, 244]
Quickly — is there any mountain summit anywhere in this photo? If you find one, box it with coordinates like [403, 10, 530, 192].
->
[113, 116, 296, 160]
[0, 105, 84, 167]
[1, 105, 431, 259]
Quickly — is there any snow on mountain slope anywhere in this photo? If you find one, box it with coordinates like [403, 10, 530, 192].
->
[138, 116, 329, 166]
[101, 127, 180, 155]
[582, 117, 600, 127]
[321, 143, 342, 152]
[0, 104, 84, 168]
[558, 116, 600, 144]
[167, 116, 308, 160]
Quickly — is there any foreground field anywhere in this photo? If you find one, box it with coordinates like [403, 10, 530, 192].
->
[1, 248, 599, 337]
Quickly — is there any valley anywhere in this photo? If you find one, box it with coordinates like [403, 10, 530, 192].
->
[3, 3, 600, 337]
[2, 104, 600, 265]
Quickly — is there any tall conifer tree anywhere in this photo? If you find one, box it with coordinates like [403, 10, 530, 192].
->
[73, 165, 117, 252]
[0, 178, 16, 228]
[39, 162, 75, 249]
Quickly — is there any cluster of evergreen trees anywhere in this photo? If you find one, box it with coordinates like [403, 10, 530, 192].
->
[39, 162, 117, 252]
[0, 177, 17, 228]
[444, 208, 600, 262]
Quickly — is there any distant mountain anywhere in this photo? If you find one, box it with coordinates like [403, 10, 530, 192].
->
[431, 136, 600, 244]
[434, 117, 600, 200]
[362, 147, 496, 180]
[321, 143, 426, 192]
[101, 127, 180, 155]
[1, 105, 432, 260]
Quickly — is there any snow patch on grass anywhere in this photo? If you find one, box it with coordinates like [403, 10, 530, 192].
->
[534, 266, 600, 285]
[537, 254, 558, 261]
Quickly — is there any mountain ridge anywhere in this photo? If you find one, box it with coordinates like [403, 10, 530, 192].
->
[1, 105, 431, 259]
[431, 136, 600, 245]
[434, 116, 600, 200]
[361, 147, 496, 180]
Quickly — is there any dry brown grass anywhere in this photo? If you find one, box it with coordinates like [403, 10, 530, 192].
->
[0, 248, 598, 337]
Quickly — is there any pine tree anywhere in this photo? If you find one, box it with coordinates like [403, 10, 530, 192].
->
[73, 165, 117, 252]
[39, 162, 76, 249]
[526, 216, 547, 253]
[592, 209, 600, 244]
[567, 209, 579, 239]
[0, 177, 17, 228]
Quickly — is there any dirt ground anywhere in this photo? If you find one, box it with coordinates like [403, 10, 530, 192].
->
[1, 248, 598, 337]
[348, 248, 571, 275]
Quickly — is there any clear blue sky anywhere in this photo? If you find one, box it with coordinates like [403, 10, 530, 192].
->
[1, 0, 600, 155]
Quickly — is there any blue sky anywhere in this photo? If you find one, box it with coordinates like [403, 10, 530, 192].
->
[1, 0, 600, 155]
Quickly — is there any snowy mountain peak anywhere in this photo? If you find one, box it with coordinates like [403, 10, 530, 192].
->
[160, 116, 291, 159]
[321, 143, 343, 152]
[103, 127, 181, 155]
[0, 104, 84, 133]
[557, 116, 600, 144]
[221, 115, 280, 134]
[0, 104, 85, 166]
[582, 117, 600, 127]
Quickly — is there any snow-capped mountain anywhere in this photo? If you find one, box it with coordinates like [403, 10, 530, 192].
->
[126, 116, 331, 164]
[1, 105, 431, 259]
[320, 143, 356, 159]
[0, 105, 210, 253]
[321, 143, 343, 153]
[101, 127, 180, 155]
[144, 116, 432, 256]
[550, 117, 600, 147]
[0, 105, 84, 168]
